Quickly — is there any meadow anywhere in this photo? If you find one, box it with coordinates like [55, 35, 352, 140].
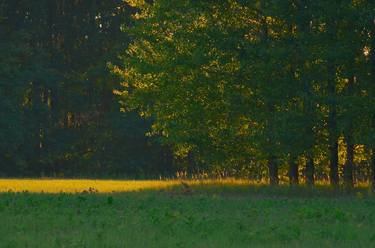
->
[0, 179, 374, 247]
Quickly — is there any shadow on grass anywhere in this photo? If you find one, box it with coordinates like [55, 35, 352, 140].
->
[162, 183, 375, 199]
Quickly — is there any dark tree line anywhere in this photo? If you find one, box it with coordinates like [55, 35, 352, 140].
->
[0, 0, 176, 177]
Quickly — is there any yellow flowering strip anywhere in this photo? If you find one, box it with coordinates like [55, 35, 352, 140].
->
[0, 179, 254, 194]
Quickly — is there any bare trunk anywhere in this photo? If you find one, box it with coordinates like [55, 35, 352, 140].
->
[344, 135, 354, 189]
[32, 83, 44, 174]
[305, 154, 315, 186]
[371, 149, 375, 190]
[268, 156, 279, 185]
[343, 76, 355, 189]
[370, 20, 375, 190]
[329, 138, 339, 186]
[327, 61, 339, 186]
[289, 155, 299, 185]
[259, 5, 279, 187]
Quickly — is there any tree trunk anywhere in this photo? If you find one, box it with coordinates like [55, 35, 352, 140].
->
[343, 76, 355, 189]
[187, 150, 196, 176]
[32, 82, 44, 175]
[371, 149, 375, 190]
[325, 16, 340, 187]
[327, 62, 339, 186]
[370, 20, 375, 190]
[162, 145, 175, 176]
[344, 136, 354, 189]
[305, 154, 315, 186]
[268, 156, 279, 185]
[289, 155, 299, 185]
[329, 137, 339, 186]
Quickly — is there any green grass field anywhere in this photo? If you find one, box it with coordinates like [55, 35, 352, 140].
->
[0, 181, 374, 247]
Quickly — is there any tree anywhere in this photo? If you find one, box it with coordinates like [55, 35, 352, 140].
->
[118, 0, 375, 185]
[0, 26, 30, 175]
[0, 0, 168, 177]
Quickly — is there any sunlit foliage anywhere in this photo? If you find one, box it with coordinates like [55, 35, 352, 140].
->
[117, 0, 375, 186]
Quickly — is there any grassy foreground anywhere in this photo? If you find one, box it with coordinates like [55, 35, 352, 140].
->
[0, 180, 374, 247]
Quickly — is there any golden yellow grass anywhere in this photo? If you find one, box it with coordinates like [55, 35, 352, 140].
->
[0, 178, 369, 193]
[0, 179, 254, 193]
